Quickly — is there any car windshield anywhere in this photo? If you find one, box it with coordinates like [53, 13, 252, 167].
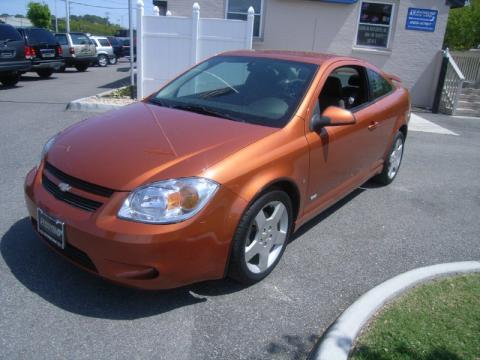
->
[151, 56, 318, 128]
[0, 25, 22, 41]
[25, 28, 56, 44]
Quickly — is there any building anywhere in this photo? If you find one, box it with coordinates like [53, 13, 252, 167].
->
[0, 16, 32, 27]
[155, 0, 467, 108]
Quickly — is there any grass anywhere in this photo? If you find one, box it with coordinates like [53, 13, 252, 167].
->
[105, 85, 134, 98]
[350, 274, 480, 360]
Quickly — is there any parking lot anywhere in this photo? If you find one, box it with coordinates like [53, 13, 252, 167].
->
[1, 62, 479, 360]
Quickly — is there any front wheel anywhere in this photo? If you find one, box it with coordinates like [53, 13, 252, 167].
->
[108, 56, 118, 65]
[97, 54, 108, 67]
[373, 131, 405, 185]
[36, 69, 53, 78]
[228, 190, 293, 285]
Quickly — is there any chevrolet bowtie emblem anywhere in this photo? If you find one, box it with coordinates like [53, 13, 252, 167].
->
[58, 182, 72, 192]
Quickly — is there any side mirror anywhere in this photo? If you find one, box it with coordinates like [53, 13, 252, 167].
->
[310, 106, 356, 132]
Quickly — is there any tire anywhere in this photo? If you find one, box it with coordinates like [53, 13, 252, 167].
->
[228, 190, 293, 285]
[373, 131, 405, 185]
[97, 54, 108, 67]
[36, 69, 53, 78]
[108, 56, 118, 65]
[0, 73, 20, 86]
[75, 64, 88, 72]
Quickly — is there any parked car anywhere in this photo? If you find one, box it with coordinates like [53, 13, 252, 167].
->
[24, 51, 410, 290]
[89, 36, 115, 67]
[54, 32, 96, 72]
[0, 23, 31, 86]
[118, 37, 136, 58]
[106, 36, 123, 62]
[16, 27, 64, 78]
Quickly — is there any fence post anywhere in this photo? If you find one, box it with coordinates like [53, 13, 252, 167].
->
[166, 10, 172, 16]
[432, 49, 449, 114]
[136, 0, 144, 100]
[245, 7, 254, 49]
[153, 6, 159, 16]
[191, 3, 200, 65]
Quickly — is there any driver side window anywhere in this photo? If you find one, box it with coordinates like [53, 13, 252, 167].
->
[318, 66, 369, 114]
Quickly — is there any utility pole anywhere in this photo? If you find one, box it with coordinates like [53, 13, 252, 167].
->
[128, 0, 134, 97]
[65, 0, 70, 32]
[54, 0, 58, 32]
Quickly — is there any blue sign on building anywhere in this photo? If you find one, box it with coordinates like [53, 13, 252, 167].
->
[406, 8, 438, 32]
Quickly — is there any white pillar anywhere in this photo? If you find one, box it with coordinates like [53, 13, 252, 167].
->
[191, 3, 200, 65]
[245, 7, 254, 49]
[153, 6, 160, 16]
[136, 0, 144, 100]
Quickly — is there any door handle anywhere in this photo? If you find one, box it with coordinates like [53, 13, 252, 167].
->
[368, 121, 379, 130]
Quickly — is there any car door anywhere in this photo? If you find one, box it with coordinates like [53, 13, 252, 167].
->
[303, 62, 379, 218]
[363, 68, 398, 163]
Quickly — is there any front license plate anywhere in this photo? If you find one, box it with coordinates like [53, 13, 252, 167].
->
[37, 208, 65, 249]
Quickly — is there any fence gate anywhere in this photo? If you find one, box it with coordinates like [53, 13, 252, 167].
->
[136, 1, 254, 99]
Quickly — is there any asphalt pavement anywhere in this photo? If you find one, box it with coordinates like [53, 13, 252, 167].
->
[0, 61, 479, 360]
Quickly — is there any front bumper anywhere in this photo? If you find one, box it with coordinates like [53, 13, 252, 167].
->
[24, 165, 246, 290]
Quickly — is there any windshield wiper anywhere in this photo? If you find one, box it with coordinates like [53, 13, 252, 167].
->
[200, 87, 235, 99]
[171, 104, 238, 121]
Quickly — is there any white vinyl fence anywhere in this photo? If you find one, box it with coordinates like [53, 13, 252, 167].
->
[136, 1, 254, 99]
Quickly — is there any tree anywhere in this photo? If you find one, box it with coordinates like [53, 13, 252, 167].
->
[27, 2, 51, 28]
[444, 0, 480, 50]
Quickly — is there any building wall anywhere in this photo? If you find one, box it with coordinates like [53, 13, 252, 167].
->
[163, 0, 451, 108]
[166, 0, 225, 18]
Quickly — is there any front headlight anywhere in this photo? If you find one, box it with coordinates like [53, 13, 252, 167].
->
[40, 135, 56, 165]
[118, 177, 219, 224]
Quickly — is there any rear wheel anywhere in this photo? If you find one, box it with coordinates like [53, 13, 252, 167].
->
[36, 69, 54, 78]
[228, 190, 293, 285]
[108, 56, 118, 65]
[97, 54, 108, 67]
[373, 131, 405, 185]
[75, 64, 88, 72]
[0, 73, 20, 86]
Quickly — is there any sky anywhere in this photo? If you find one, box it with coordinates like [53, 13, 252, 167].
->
[0, 0, 155, 28]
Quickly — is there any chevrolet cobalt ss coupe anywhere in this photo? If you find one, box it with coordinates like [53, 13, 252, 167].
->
[25, 51, 410, 289]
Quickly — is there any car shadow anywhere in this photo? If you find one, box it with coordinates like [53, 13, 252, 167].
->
[20, 75, 57, 82]
[0, 217, 250, 320]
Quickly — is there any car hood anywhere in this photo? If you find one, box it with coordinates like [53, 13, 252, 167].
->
[46, 102, 277, 191]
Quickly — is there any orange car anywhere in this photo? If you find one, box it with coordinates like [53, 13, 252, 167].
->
[24, 51, 410, 289]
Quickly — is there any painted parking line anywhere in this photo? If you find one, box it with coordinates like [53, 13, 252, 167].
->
[409, 113, 458, 136]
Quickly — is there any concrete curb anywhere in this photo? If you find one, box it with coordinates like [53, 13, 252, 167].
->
[309, 261, 480, 360]
[66, 87, 134, 113]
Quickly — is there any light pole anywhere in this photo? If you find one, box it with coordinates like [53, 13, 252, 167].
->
[65, 0, 70, 32]
[54, 0, 58, 32]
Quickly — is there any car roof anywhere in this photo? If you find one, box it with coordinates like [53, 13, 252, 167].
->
[219, 50, 356, 66]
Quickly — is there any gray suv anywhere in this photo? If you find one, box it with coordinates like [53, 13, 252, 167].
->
[89, 36, 115, 67]
[54, 32, 96, 72]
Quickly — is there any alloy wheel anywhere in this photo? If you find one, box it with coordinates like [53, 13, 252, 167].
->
[388, 137, 404, 179]
[244, 201, 289, 274]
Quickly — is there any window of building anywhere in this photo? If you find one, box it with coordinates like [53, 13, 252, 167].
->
[356, 2, 394, 49]
[226, 0, 262, 37]
[367, 68, 393, 99]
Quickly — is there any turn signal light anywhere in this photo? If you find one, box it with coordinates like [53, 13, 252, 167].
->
[56, 45, 62, 57]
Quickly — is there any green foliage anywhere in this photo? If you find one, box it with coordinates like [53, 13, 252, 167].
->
[27, 2, 51, 28]
[444, 0, 480, 50]
[53, 15, 122, 36]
